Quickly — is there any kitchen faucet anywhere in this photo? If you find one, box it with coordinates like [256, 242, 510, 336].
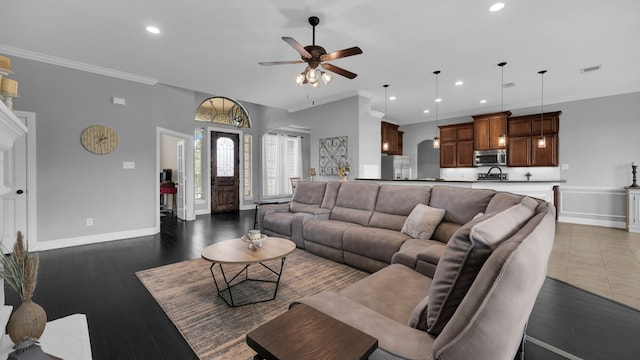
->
[486, 166, 503, 181]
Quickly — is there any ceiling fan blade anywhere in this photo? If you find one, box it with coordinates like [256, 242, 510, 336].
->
[320, 47, 363, 62]
[282, 37, 312, 59]
[259, 60, 305, 66]
[321, 63, 358, 79]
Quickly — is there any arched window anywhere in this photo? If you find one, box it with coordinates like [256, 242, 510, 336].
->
[195, 97, 250, 128]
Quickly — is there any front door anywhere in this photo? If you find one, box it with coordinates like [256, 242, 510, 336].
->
[211, 132, 239, 213]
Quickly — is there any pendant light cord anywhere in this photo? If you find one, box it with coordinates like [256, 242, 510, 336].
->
[539, 70, 547, 138]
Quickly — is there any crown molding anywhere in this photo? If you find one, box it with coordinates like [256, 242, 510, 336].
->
[0, 44, 158, 85]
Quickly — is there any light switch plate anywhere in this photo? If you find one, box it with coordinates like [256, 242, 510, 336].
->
[123, 161, 135, 169]
[561, 164, 569, 170]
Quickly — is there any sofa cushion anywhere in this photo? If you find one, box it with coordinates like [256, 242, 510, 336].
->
[329, 182, 379, 226]
[401, 204, 446, 240]
[471, 197, 538, 249]
[263, 212, 293, 236]
[408, 295, 429, 329]
[338, 263, 432, 324]
[425, 197, 538, 335]
[292, 181, 327, 204]
[320, 181, 342, 209]
[368, 185, 431, 231]
[429, 186, 496, 225]
[484, 192, 524, 214]
[343, 227, 411, 264]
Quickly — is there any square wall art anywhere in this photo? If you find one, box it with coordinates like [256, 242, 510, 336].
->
[319, 136, 348, 175]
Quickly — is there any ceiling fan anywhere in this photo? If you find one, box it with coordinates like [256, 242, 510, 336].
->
[259, 16, 363, 86]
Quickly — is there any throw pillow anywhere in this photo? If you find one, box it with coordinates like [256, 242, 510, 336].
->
[401, 204, 446, 240]
[407, 295, 429, 329]
[470, 197, 538, 249]
[425, 196, 538, 336]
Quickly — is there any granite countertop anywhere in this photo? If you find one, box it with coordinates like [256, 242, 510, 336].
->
[355, 178, 566, 184]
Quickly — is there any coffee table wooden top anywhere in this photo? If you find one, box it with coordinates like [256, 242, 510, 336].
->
[246, 303, 378, 360]
[201, 237, 296, 264]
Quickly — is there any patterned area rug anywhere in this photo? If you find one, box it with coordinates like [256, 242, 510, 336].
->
[136, 249, 368, 360]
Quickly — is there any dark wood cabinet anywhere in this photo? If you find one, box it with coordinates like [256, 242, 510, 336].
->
[457, 140, 474, 167]
[440, 142, 457, 168]
[439, 122, 474, 168]
[507, 111, 561, 167]
[531, 134, 558, 167]
[381, 121, 403, 155]
[472, 111, 510, 150]
[507, 136, 531, 167]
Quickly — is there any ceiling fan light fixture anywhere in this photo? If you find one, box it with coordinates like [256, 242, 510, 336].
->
[306, 68, 319, 83]
[295, 73, 305, 86]
[321, 71, 333, 85]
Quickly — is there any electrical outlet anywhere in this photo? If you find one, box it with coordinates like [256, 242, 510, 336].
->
[561, 164, 569, 170]
[86, 218, 93, 227]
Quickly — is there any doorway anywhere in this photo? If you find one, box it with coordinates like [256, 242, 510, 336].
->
[210, 131, 240, 213]
[156, 127, 195, 224]
[0, 111, 36, 250]
[417, 139, 440, 179]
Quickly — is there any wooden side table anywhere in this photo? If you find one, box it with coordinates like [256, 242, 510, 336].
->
[246, 303, 377, 360]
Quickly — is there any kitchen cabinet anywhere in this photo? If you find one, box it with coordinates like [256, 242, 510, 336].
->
[531, 134, 558, 167]
[439, 122, 474, 168]
[472, 111, 510, 150]
[381, 121, 403, 155]
[507, 136, 531, 167]
[507, 111, 561, 167]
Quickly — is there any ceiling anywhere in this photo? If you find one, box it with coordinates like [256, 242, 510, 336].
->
[1, 0, 639, 126]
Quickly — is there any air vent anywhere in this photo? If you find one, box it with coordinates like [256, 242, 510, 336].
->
[502, 82, 516, 88]
[580, 65, 601, 73]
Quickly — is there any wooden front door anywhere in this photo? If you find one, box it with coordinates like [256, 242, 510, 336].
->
[211, 131, 240, 213]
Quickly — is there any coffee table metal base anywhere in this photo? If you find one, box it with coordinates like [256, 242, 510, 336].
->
[209, 258, 287, 307]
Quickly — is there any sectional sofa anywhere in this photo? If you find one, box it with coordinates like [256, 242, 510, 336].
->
[257, 181, 555, 359]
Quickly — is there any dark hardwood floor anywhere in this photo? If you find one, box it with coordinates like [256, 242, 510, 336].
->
[5, 211, 639, 359]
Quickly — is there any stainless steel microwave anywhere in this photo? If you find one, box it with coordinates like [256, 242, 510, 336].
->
[473, 149, 507, 167]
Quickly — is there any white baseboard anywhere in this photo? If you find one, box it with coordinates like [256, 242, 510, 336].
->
[558, 216, 626, 229]
[33, 226, 159, 251]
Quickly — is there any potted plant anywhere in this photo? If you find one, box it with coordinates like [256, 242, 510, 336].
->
[0, 231, 46, 343]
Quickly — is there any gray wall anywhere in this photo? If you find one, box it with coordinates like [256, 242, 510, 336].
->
[12, 57, 156, 242]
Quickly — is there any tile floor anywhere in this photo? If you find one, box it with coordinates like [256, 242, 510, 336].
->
[547, 222, 640, 310]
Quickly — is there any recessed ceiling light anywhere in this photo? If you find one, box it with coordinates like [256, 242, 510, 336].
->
[489, 2, 505, 12]
[423, 110, 430, 114]
[389, 96, 396, 101]
[480, 99, 488, 104]
[455, 81, 464, 86]
[146, 26, 160, 34]
[435, 98, 442, 103]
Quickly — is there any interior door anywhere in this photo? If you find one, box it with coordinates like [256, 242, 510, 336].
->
[176, 139, 187, 220]
[211, 131, 240, 213]
[0, 117, 27, 252]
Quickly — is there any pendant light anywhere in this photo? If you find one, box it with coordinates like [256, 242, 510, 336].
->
[497, 62, 507, 147]
[382, 84, 390, 152]
[433, 70, 441, 149]
[537, 70, 547, 148]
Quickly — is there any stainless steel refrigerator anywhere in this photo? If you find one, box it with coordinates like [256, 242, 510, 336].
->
[381, 155, 410, 180]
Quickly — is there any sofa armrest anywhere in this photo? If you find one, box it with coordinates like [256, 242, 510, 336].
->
[293, 291, 436, 360]
[392, 243, 445, 278]
[415, 244, 445, 278]
[257, 202, 290, 231]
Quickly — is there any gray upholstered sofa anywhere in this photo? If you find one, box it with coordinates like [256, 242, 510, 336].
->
[258, 181, 556, 359]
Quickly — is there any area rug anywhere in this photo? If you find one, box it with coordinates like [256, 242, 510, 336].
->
[136, 249, 368, 360]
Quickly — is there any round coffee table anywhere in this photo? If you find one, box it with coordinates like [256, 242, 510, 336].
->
[201, 237, 296, 307]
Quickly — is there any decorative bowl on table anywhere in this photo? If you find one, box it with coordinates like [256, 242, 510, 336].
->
[241, 233, 267, 250]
